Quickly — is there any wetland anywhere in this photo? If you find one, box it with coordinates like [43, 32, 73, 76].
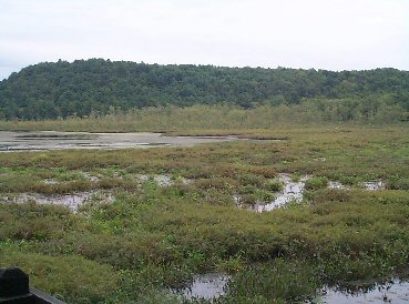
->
[1, 125, 409, 303]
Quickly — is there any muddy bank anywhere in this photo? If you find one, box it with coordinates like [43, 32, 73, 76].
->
[0, 131, 241, 151]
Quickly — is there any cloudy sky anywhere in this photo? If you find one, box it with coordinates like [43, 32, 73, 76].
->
[1, 0, 408, 80]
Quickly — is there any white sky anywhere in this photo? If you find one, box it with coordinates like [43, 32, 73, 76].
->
[1, 0, 408, 80]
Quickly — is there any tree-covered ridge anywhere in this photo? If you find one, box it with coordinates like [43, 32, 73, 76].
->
[0, 58, 408, 119]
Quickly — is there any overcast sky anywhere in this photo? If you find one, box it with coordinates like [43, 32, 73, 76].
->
[1, 0, 408, 80]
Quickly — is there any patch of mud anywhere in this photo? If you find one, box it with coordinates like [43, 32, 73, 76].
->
[314, 279, 409, 304]
[362, 181, 385, 191]
[1, 191, 113, 212]
[175, 273, 230, 301]
[238, 173, 308, 212]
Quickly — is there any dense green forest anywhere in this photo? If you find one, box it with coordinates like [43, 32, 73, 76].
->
[0, 58, 408, 120]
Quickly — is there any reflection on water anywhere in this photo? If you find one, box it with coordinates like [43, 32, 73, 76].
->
[0, 131, 239, 151]
[175, 273, 230, 301]
[315, 279, 409, 304]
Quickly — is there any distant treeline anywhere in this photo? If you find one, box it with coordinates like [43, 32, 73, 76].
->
[0, 58, 408, 120]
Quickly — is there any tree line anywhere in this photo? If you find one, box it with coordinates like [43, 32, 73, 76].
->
[0, 58, 408, 120]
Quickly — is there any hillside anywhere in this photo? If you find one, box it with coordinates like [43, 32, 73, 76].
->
[0, 59, 409, 119]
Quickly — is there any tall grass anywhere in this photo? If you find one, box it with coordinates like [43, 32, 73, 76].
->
[0, 104, 404, 132]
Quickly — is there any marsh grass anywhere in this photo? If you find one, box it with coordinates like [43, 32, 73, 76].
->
[1, 125, 409, 303]
[305, 176, 328, 190]
[0, 105, 327, 132]
[0, 248, 120, 303]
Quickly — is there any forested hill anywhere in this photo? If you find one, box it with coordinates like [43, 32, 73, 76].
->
[1, 58, 409, 119]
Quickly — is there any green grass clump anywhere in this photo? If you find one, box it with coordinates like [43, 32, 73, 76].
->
[0, 203, 76, 241]
[305, 176, 328, 190]
[0, 248, 120, 303]
[265, 180, 283, 192]
[388, 177, 409, 190]
[221, 259, 320, 304]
